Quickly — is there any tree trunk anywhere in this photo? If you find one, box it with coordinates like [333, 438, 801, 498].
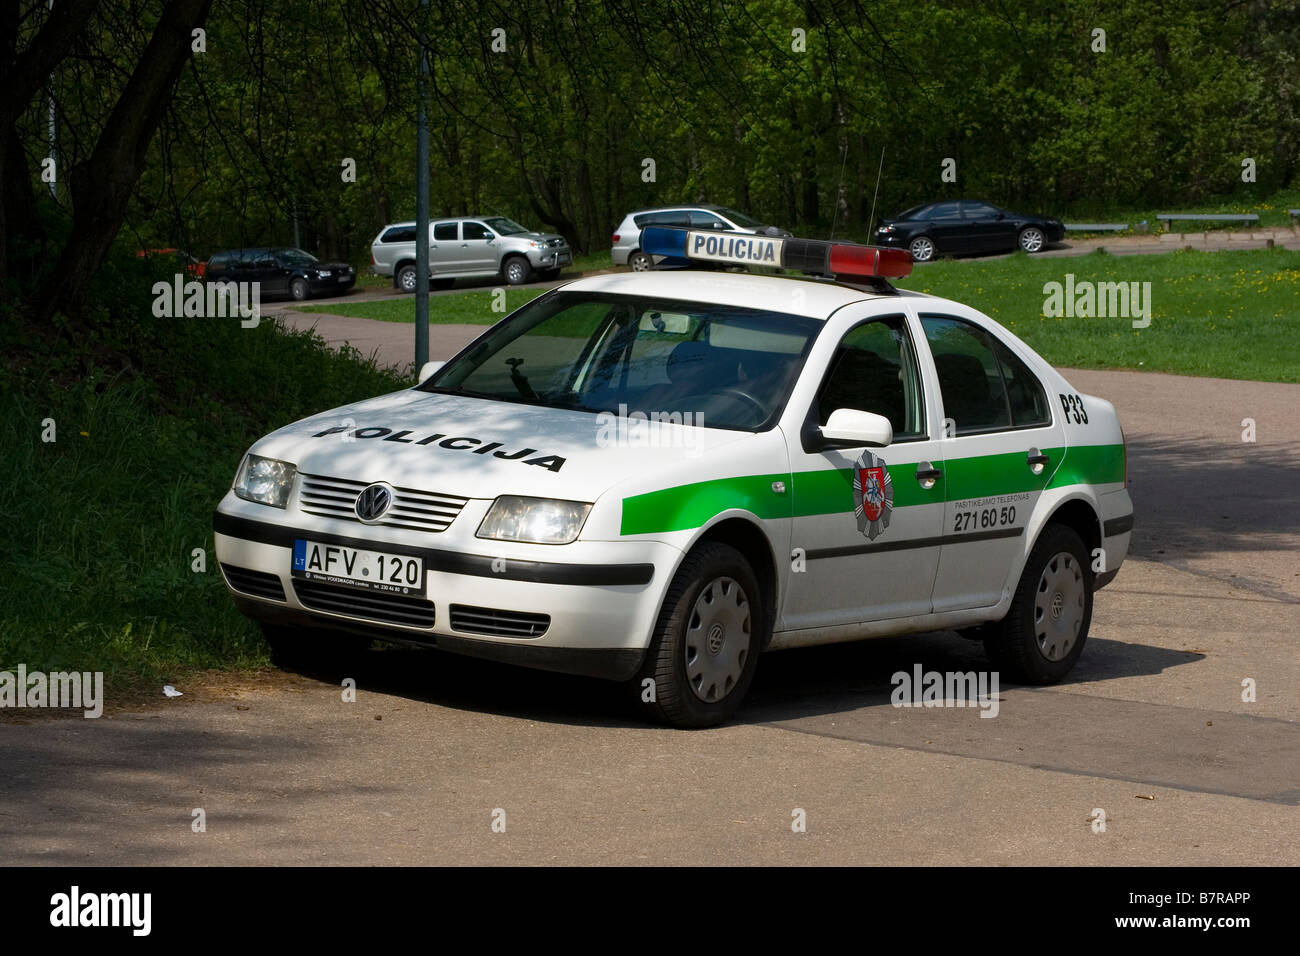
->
[31, 0, 213, 322]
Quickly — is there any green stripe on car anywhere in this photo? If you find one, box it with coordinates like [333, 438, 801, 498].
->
[619, 444, 1123, 535]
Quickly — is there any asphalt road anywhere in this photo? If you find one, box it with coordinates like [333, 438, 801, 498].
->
[1, 319, 1297, 865]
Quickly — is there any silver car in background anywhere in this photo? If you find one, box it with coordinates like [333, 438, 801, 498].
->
[370, 216, 572, 290]
[610, 204, 790, 270]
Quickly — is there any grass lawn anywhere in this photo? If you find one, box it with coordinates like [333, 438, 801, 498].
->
[299, 288, 548, 324]
[1, 252, 409, 705]
[895, 247, 1299, 382]
[306, 247, 1299, 382]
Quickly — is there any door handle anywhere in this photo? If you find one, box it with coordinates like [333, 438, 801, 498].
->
[1027, 447, 1050, 474]
[916, 461, 942, 489]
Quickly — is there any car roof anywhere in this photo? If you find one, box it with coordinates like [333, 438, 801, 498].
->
[557, 270, 891, 319]
[627, 205, 732, 216]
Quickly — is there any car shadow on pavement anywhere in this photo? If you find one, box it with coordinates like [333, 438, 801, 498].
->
[270, 625, 1201, 730]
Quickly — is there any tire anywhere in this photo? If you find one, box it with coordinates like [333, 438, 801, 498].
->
[1018, 226, 1046, 253]
[985, 524, 1093, 684]
[396, 264, 417, 292]
[290, 277, 310, 301]
[634, 542, 766, 728]
[262, 623, 370, 671]
[627, 250, 653, 272]
[503, 256, 533, 285]
[908, 235, 936, 262]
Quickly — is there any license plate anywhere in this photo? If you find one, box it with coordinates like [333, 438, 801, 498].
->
[338, 274, 351, 282]
[292, 539, 424, 595]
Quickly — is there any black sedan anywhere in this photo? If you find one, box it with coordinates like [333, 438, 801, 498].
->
[873, 200, 1064, 262]
[205, 247, 355, 300]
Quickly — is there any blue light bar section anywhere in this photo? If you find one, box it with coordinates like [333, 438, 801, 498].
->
[639, 226, 688, 259]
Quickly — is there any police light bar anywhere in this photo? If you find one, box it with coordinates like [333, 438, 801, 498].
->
[639, 226, 913, 280]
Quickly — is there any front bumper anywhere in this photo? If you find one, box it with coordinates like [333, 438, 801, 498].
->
[213, 499, 680, 681]
[873, 232, 908, 247]
[308, 274, 355, 293]
[526, 247, 572, 269]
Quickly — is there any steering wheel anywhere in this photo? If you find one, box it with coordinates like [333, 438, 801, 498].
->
[685, 386, 768, 423]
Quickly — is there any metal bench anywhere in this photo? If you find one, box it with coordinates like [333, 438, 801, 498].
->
[1156, 213, 1259, 231]
[1063, 223, 1128, 232]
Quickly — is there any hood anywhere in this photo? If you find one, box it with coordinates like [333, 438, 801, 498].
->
[521, 232, 566, 244]
[248, 388, 754, 503]
[311, 261, 354, 272]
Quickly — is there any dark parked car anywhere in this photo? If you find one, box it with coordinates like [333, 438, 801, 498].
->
[205, 247, 355, 300]
[873, 200, 1064, 262]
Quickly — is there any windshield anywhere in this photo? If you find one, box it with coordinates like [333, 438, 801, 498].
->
[484, 217, 531, 236]
[715, 207, 766, 229]
[274, 248, 318, 265]
[419, 291, 821, 431]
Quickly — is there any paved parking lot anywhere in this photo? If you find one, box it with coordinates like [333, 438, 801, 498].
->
[1, 327, 1296, 866]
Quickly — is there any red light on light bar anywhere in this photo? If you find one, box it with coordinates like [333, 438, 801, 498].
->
[828, 243, 913, 279]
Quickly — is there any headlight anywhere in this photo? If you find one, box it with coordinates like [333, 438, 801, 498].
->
[233, 454, 297, 508]
[477, 496, 591, 545]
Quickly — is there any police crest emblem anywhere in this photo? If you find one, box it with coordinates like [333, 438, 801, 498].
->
[853, 451, 893, 540]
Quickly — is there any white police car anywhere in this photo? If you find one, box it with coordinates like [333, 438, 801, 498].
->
[214, 226, 1132, 727]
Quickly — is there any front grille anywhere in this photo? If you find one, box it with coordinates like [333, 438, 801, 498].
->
[294, 579, 435, 629]
[546, 238, 567, 249]
[222, 564, 286, 602]
[449, 604, 550, 638]
[298, 474, 468, 532]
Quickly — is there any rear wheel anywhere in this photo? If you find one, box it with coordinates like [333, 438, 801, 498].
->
[628, 250, 653, 271]
[503, 256, 533, 285]
[634, 542, 765, 728]
[908, 235, 936, 262]
[396, 264, 417, 292]
[985, 524, 1092, 683]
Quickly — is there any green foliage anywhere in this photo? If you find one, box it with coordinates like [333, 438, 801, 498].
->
[0, 248, 408, 692]
[17, 0, 1295, 270]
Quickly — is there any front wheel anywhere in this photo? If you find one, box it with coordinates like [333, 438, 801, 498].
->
[985, 524, 1092, 683]
[290, 277, 310, 301]
[908, 235, 936, 262]
[1018, 226, 1046, 253]
[633, 542, 765, 728]
[503, 256, 533, 285]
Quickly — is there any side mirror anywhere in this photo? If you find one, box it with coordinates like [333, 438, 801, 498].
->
[417, 360, 445, 384]
[819, 408, 893, 448]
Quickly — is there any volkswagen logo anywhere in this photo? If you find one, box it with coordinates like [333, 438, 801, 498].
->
[354, 483, 393, 522]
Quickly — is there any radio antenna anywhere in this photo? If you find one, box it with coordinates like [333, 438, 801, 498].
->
[866, 146, 886, 237]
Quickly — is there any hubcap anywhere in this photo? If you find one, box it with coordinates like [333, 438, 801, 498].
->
[684, 576, 751, 703]
[1033, 551, 1084, 661]
[630, 254, 651, 272]
[1021, 229, 1044, 252]
[401, 272, 415, 290]
[507, 262, 523, 282]
[910, 238, 934, 261]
